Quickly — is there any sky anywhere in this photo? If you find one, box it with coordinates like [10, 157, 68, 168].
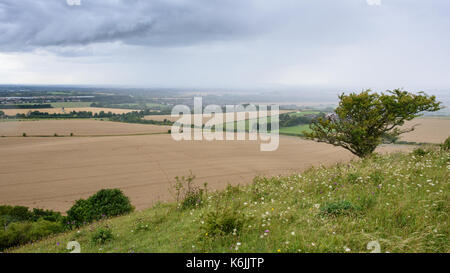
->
[0, 0, 449, 93]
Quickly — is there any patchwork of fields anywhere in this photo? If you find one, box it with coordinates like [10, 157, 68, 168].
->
[0, 116, 446, 212]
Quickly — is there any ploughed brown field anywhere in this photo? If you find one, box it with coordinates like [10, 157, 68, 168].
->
[0, 118, 417, 212]
[1, 107, 135, 116]
[400, 117, 450, 144]
[0, 119, 170, 136]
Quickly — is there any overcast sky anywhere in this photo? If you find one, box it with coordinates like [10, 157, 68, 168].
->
[0, 0, 449, 93]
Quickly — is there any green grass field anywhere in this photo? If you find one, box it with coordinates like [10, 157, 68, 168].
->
[10, 147, 449, 253]
[279, 124, 311, 135]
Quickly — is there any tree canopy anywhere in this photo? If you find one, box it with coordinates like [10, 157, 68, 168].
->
[305, 89, 442, 158]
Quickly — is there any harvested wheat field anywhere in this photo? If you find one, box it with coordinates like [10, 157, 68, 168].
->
[400, 117, 450, 143]
[0, 119, 171, 136]
[2, 107, 135, 116]
[0, 133, 413, 212]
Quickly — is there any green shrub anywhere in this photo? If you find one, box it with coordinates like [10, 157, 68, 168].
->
[203, 205, 246, 236]
[65, 199, 93, 228]
[65, 189, 133, 228]
[91, 226, 114, 244]
[30, 208, 62, 222]
[22, 132, 26, 137]
[0, 205, 62, 233]
[320, 200, 357, 216]
[0, 220, 63, 250]
[0, 205, 33, 223]
[87, 189, 133, 219]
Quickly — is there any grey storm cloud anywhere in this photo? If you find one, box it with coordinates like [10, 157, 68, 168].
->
[0, 0, 416, 52]
[0, 0, 274, 51]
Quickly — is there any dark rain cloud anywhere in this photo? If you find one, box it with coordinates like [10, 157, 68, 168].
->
[0, 0, 274, 52]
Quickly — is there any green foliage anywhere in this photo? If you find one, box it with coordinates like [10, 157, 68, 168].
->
[278, 112, 319, 127]
[0, 104, 52, 109]
[0, 220, 63, 250]
[22, 132, 26, 137]
[88, 189, 133, 219]
[203, 205, 247, 236]
[306, 89, 442, 158]
[65, 189, 133, 228]
[320, 201, 357, 216]
[65, 199, 93, 228]
[30, 208, 62, 222]
[0, 205, 33, 223]
[0, 205, 63, 250]
[91, 226, 114, 244]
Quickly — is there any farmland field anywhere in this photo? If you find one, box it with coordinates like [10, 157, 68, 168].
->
[0, 117, 445, 213]
[279, 124, 311, 135]
[400, 117, 450, 143]
[0, 126, 413, 212]
[0, 119, 170, 136]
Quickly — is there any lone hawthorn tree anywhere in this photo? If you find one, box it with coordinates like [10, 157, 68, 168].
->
[305, 89, 442, 158]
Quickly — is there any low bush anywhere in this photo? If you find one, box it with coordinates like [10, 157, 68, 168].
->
[65, 189, 133, 228]
[0, 205, 63, 250]
[91, 226, 114, 244]
[0, 220, 63, 250]
[65, 199, 93, 228]
[1, 190, 132, 250]
[30, 208, 62, 222]
[0, 205, 62, 227]
[203, 205, 247, 236]
[0, 205, 33, 223]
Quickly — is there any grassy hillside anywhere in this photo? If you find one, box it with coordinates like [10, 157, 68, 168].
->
[9, 148, 449, 253]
